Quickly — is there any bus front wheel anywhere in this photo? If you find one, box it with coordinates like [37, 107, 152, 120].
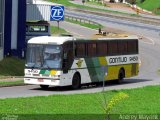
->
[72, 73, 81, 89]
[40, 85, 49, 90]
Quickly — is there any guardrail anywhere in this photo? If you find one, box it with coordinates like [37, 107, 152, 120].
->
[66, 7, 160, 26]
[65, 15, 101, 27]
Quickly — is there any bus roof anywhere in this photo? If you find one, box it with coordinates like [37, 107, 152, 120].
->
[28, 35, 138, 45]
[28, 36, 74, 45]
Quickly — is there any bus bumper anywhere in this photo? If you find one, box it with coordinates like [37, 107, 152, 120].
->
[24, 77, 61, 86]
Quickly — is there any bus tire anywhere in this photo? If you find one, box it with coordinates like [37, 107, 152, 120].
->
[117, 69, 125, 84]
[40, 85, 49, 90]
[72, 73, 81, 89]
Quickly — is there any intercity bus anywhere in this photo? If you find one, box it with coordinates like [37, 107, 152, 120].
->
[24, 36, 139, 89]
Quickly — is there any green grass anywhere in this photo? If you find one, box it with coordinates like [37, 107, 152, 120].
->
[48, 0, 131, 15]
[50, 25, 68, 35]
[65, 18, 102, 29]
[0, 85, 160, 118]
[136, 0, 160, 15]
[0, 80, 23, 86]
[0, 57, 25, 76]
[86, 1, 108, 7]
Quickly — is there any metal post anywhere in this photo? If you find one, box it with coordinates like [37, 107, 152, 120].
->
[103, 73, 105, 92]
[101, 65, 108, 92]
[57, 21, 60, 30]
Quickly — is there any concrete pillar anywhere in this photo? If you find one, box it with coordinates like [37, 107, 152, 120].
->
[0, 0, 5, 60]
[11, 0, 18, 49]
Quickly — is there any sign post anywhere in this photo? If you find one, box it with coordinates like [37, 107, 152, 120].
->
[101, 65, 108, 92]
[50, 6, 64, 30]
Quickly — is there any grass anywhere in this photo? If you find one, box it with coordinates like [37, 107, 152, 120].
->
[0, 85, 160, 119]
[136, 0, 160, 15]
[48, 0, 131, 15]
[65, 18, 102, 29]
[50, 25, 68, 35]
[0, 57, 24, 76]
[86, 0, 108, 7]
[0, 80, 23, 86]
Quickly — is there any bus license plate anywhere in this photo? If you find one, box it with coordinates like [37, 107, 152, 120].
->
[38, 79, 44, 82]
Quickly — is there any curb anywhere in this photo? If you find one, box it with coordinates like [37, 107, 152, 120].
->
[0, 83, 28, 88]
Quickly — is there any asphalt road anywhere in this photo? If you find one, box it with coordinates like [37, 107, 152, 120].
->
[0, 11, 160, 99]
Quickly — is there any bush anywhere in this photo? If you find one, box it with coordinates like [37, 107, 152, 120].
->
[140, 0, 145, 3]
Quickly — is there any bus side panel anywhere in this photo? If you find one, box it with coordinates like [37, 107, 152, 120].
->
[61, 58, 139, 86]
[105, 63, 139, 80]
[60, 58, 92, 86]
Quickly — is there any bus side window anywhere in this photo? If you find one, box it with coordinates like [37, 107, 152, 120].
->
[108, 41, 118, 56]
[97, 42, 108, 56]
[87, 42, 97, 57]
[75, 43, 86, 58]
[118, 40, 128, 55]
[128, 40, 138, 54]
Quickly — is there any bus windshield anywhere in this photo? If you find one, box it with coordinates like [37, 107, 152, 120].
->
[26, 44, 62, 69]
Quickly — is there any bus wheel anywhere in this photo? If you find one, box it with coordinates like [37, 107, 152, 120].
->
[40, 85, 49, 90]
[117, 69, 125, 84]
[72, 73, 81, 89]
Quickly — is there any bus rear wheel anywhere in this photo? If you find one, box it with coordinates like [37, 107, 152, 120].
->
[40, 85, 49, 90]
[117, 69, 125, 84]
[72, 73, 81, 89]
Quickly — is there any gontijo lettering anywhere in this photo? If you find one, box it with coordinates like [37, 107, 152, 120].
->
[108, 55, 139, 65]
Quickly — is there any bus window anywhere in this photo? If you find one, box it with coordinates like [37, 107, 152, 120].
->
[118, 40, 128, 55]
[128, 40, 138, 54]
[97, 42, 108, 56]
[75, 43, 86, 57]
[87, 43, 97, 57]
[108, 41, 118, 55]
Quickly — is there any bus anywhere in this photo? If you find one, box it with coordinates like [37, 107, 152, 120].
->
[24, 36, 139, 89]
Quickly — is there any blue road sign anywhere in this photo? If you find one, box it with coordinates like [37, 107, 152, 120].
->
[50, 6, 64, 21]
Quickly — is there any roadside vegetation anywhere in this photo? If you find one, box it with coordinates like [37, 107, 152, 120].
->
[50, 25, 68, 35]
[0, 57, 24, 77]
[65, 18, 102, 29]
[85, 0, 108, 7]
[0, 85, 160, 119]
[136, 0, 160, 15]
[0, 80, 23, 86]
[49, 0, 160, 15]
[0, 57, 24, 86]
[48, 0, 132, 15]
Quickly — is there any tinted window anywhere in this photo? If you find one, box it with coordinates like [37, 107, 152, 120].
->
[118, 41, 128, 55]
[75, 43, 86, 57]
[87, 43, 97, 57]
[97, 42, 108, 56]
[128, 40, 138, 54]
[108, 41, 118, 55]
